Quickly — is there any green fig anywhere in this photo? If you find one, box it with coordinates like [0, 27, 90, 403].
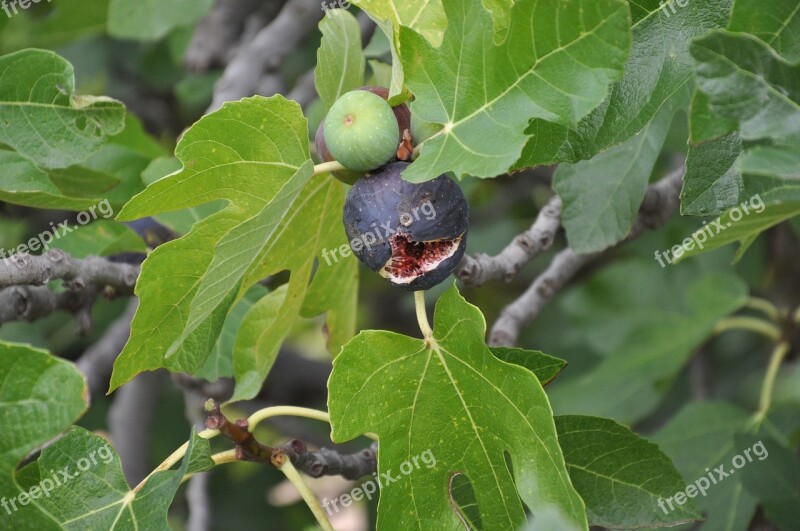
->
[323, 90, 399, 172]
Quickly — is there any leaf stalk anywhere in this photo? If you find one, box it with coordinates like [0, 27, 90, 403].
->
[744, 297, 781, 322]
[414, 290, 434, 340]
[753, 340, 791, 424]
[274, 453, 335, 531]
[313, 160, 346, 176]
[713, 316, 782, 341]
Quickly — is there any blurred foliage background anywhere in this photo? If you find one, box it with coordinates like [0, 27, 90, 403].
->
[1, 0, 798, 529]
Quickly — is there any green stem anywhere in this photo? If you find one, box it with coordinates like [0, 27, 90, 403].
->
[414, 290, 433, 339]
[180, 450, 238, 486]
[246, 405, 378, 441]
[793, 306, 800, 325]
[313, 160, 346, 176]
[133, 428, 219, 492]
[278, 456, 335, 531]
[744, 297, 781, 322]
[714, 316, 782, 341]
[753, 341, 790, 424]
[411, 141, 424, 160]
[247, 406, 331, 430]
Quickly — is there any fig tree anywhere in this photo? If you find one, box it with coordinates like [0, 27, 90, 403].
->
[323, 90, 398, 172]
[343, 161, 468, 291]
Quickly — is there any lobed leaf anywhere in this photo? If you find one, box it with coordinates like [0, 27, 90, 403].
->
[691, 31, 800, 142]
[0, 49, 125, 171]
[0, 342, 86, 530]
[400, 0, 631, 182]
[352, 0, 446, 102]
[728, 0, 800, 62]
[516, 0, 732, 168]
[315, 9, 366, 111]
[652, 402, 758, 531]
[329, 283, 588, 530]
[682, 3, 800, 215]
[555, 415, 700, 528]
[231, 173, 356, 400]
[110, 96, 356, 399]
[110, 96, 311, 391]
[549, 268, 747, 423]
[107, 0, 214, 40]
[676, 187, 800, 263]
[7, 426, 211, 530]
[553, 91, 685, 253]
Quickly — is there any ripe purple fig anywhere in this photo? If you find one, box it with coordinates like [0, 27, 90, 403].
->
[343, 162, 468, 291]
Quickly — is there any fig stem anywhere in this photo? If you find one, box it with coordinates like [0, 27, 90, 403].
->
[277, 455, 336, 531]
[744, 296, 781, 322]
[313, 160, 347, 176]
[246, 405, 378, 441]
[713, 316, 781, 341]
[753, 340, 790, 425]
[414, 290, 434, 339]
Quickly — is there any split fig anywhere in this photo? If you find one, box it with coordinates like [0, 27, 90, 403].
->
[342, 162, 468, 291]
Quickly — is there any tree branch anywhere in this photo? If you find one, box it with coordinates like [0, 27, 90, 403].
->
[184, 0, 267, 71]
[109, 371, 165, 486]
[286, 69, 318, 109]
[0, 284, 99, 333]
[0, 250, 139, 332]
[186, 473, 212, 531]
[489, 165, 685, 346]
[77, 298, 138, 398]
[181, 380, 216, 531]
[208, 0, 325, 111]
[456, 195, 562, 286]
[278, 439, 377, 480]
[0, 249, 138, 292]
[204, 400, 377, 479]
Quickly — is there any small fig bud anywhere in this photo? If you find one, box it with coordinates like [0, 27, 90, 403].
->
[343, 162, 469, 291]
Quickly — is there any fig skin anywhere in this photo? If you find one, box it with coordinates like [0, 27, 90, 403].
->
[343, 162, 468, 291]
[323, 90, 398, 172]
[357, 86, 411, 137]
[315, 121, 361, 185]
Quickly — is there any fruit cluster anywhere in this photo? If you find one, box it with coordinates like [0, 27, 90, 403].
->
[316, 87, 468, 291]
